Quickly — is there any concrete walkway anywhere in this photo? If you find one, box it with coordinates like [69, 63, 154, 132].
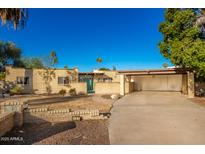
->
[109, 91, 205, 144]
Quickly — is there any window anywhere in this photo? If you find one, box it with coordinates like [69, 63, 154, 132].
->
[58, 77, 69, 85]
[97, 78, 112, 83]
[16, 77, 29, 85]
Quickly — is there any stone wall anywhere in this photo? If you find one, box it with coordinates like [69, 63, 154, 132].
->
[0, 112, 14, 137]
[1, 100, 24, 127]
[1, 98, 108, 125]
[24, 108, 105, 124]
[0, 96, 110, 137]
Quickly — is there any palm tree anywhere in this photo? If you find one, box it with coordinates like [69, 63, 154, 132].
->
[0, 8, 27, 29]
[50, 51, 58, 66]
[96, 57, 103, 71]
[96, 57, 103, 63]
[162, 63, 168, 69]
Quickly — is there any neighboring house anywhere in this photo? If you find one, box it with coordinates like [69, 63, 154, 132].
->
[5, 66, 195, 98]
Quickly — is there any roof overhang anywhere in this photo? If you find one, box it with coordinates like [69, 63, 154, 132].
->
[118, 68, 189, 76]
[79, 72, 104, 75]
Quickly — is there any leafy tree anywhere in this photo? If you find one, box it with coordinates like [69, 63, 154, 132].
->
[39, 51, 58, 94]
[96, 57, 103, 63]
[99, 67, 110, 71]
[0, 8, 28, 29]
[113, 66, 117, 71]
[162, 63, 168, 68]
[50, 51, 58, 65]
[159, 9, 205, 80]
[64, 65, 69, 69]
[21, 57, 44, 69]
[0, 72, 5, 80]
[0, 41, 22, 69]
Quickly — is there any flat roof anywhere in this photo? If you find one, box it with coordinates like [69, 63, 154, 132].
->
[79, 72, 104, 75]
[6, 66, 75, 71]
[118, 68, 189, 75]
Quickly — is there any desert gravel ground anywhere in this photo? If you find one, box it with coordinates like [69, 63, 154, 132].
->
[0, 120, 109, 145]
[190, 97, 205, 107]
[28, 94, 115, 113]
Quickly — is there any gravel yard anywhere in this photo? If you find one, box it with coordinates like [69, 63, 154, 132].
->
[0, 94, 116, 145]
[28, 94, 116, 113]
[190, 97, 205, 107]
[0, 120, 109, 145]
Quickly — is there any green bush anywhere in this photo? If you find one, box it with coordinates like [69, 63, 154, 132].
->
[0, 72, 6, 81]
[59, 89, 67, 96]
[10, 85, 23, 95]
[69, 88, 76, 96]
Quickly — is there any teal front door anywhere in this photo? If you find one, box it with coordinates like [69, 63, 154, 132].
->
[86, 78, 94, 93]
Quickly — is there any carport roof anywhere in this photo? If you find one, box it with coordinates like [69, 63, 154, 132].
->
[118, 68, 188, 75]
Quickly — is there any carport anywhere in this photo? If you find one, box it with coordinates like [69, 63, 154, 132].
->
[118, 68, 195, 98]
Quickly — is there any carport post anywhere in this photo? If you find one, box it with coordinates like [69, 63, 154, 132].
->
[187, 71, 195, 98]
[120, 74, 125, 96]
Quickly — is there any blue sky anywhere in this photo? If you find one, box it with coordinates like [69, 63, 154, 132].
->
[0, 8, 171, 71]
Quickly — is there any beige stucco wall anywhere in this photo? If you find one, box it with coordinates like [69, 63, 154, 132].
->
[32, 69, 85, 94]
[103, 71, 120, 82]
[131, 74, 183, 91]
[93, 70, 120, 82]
[5, 66, 33, 93]
[187, 71, 195, 98]
[125, 81, 135, 94]
[182, 74, 188, 94]
[94, 82, 120, 94]
[5, 66, 86, 94]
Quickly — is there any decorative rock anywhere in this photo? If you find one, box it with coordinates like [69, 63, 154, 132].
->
[111, 94, 120, 99]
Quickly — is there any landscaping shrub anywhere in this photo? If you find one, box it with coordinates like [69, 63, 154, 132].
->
[78, 91, 86, 95]
[0, 72, 5, 81]
[59, 89, 67, 96]
[69, 88, 76, 96]
[10, 85, 23, 95]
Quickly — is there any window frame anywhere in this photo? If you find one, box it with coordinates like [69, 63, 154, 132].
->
[16, 76, 30, 85]
[58, 76, 70, 85]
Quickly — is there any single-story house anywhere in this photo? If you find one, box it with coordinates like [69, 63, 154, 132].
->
[4, 66, 195, 98]
[4, 66, 86, 94]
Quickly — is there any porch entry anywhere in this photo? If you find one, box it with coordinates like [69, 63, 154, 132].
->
[85, 78, 94, 93]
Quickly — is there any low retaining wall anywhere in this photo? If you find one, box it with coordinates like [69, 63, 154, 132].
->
[0, 112, 14, 137]
[1, 100, 24, 127]
[0, 98, 109, 135]
[1, 101, 107, 124]
[24, 108, 104, 124]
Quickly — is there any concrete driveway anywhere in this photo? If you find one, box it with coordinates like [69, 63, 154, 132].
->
[109, 91, 205, 144]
